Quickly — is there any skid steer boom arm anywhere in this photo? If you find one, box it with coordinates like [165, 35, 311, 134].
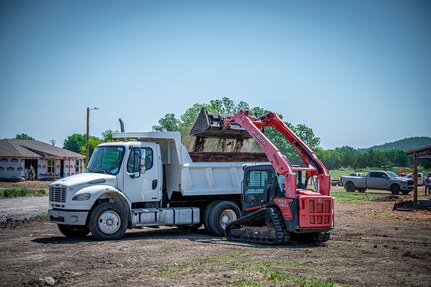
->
[225, 110, 330, 197]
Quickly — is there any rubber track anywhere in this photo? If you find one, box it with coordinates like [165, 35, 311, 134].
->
[225, 207, 288, 245]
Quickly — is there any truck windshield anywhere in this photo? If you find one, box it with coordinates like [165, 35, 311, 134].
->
[387, 171, 397, 178]
[87, 146, 125, 175]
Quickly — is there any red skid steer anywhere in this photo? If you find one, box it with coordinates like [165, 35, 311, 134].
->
[191, 109, 334, 245]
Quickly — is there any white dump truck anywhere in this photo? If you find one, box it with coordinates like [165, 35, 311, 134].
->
[48, 132, 259, 240]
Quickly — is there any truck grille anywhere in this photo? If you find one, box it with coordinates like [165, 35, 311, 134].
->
[49, 186, 67, 203]
[407, 180, 414, 186]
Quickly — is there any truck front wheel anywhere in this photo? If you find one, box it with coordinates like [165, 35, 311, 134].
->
[390, 184, 401, 195]
[345, 182, 355, 192]
[208, 201, 241, 237]
[88, 202, 127, 240]
[57, 224, 90, 238]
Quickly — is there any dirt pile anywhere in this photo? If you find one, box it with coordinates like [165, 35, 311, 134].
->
[373, 195, 403, 202]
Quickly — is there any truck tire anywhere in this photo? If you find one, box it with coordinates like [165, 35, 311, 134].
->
[390, 184, 401, 195]
[57, 224, 90, 238]
[208, 201, 241, 237]
[88, 202, 127, 240]
[203, 201, 219, 235]
[357, 188, 366, 193]
[345, 182, 355, 192]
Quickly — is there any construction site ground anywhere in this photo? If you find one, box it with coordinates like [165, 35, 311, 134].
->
[0, 182, 430, 287]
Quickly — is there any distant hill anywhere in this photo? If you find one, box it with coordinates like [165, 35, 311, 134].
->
[362, 137, 431, 152]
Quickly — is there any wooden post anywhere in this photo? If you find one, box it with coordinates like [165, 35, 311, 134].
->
[413, 158, 418, 206]
[68, 158, 71, 176]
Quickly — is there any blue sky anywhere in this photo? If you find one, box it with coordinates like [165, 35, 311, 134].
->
[0, 0, 430, 149]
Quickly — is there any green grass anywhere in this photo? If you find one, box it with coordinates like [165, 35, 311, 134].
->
[298, 278, 337, 287]
[155, 266, 171, 277]
[0, 188, 47, 198]
[155, 251, 342, 286]
[330, 190, 379, 204]
[234, 279, 261, 287]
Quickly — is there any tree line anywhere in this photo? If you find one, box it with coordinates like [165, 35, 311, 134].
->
[314, 147, 413, 170]
[152, 97, 416, 169]
[15, 97, 418, 170]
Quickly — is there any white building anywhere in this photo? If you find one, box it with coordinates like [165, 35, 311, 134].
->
[0, 139, 85, 180]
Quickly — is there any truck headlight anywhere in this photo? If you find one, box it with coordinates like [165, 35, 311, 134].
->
[72, 193, 91, 201]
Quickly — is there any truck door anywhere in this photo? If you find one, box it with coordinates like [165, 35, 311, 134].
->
[367, 172, 389, 189]
[123, 142, 160, 203]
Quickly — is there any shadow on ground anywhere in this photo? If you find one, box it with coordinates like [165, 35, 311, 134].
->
[32, 227, 322, 248]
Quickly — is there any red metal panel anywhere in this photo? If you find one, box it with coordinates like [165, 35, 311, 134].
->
[298, 196, 333, 228]
[274, 198, 293, 220]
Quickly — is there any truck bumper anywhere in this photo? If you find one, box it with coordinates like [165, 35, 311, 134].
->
[48, 209, 88, 226]
[400, 186, 413, 191]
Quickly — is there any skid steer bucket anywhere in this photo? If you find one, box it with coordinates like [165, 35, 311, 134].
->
[190, 108, 251, 139]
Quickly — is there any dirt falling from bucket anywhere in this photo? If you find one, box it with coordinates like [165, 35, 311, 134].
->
[191, 137, 245, 153]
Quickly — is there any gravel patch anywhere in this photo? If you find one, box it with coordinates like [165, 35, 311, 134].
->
[0, 196, 48, 222]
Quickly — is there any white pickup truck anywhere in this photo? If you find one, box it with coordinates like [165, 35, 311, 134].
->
[340, 170, 414, 194]
[403, 173, 424, 186]
[48, 132, 262, 240]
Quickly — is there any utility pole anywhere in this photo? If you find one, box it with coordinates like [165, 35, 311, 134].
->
[86, 107, 99, 170]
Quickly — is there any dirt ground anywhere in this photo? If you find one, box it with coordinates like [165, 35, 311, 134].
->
[0, 180, 52, 190]
[0, 188, 430, 287]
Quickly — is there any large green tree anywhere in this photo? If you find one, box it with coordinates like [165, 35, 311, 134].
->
[63, 134, 86, 154]
[64, 133, 104, 158]
[79, 136, 102, 158]
[102, 129, 118, 142]
[15, 133, 34, 140]
[152, 114, 181, 132]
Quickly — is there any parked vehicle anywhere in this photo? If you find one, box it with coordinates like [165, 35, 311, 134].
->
[340, 170, 414, 194]
[349, 172, 366, 177]
[403, 173, 424, 186]
[49, 132, 251, 240]
[192, 109, 333, 245]
[337, 173, 365, 187]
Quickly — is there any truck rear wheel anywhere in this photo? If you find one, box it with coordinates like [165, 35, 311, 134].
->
[390, 184, 401, 195]
[345, 182, 355, 192]
[203, 201, 219, 234]
[208, 201, 241, 237]
[57, 224, 90, 238]
[88, 202, 127, 240]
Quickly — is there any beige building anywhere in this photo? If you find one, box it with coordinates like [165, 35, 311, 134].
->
[0, 139, 85, 180]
